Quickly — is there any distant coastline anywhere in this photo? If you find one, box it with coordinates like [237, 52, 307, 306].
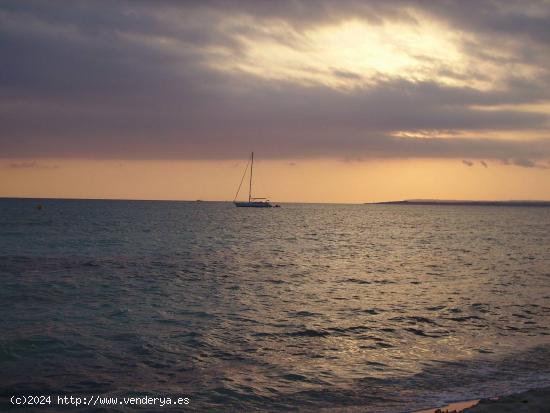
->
[369, 199, 550, 207]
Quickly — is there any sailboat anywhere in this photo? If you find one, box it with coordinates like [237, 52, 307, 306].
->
[234, 152, 274, 208]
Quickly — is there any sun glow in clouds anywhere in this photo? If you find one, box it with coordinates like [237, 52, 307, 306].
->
[216, 17, 468, 89]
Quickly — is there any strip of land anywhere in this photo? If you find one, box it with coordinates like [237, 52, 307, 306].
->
[415, 386, 550, 413]
[369, 200, 550, 207]
[414, 399, 479, 413]
[463, 387, 550, 412]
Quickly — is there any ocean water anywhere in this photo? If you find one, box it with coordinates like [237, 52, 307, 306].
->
[1, 198, 550, 412]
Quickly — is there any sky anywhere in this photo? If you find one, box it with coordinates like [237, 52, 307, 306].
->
[1, 0, 550, 202]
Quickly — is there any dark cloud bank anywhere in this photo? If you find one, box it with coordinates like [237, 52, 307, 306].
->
[1, 0, 550, 165]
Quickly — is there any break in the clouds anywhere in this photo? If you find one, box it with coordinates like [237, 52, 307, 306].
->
[1, 0, 550, 165]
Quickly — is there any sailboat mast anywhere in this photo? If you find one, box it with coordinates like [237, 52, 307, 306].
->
[248, 152, 254, 202]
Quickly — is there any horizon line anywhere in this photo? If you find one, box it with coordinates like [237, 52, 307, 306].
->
[2, 196, 550, 205]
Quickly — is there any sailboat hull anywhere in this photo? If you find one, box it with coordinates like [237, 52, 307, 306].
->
[234, 201, 273, 208]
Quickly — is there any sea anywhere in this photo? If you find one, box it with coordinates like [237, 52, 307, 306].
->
[1, 198, 550, 412]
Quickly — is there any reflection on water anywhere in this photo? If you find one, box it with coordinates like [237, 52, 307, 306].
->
[1, 199, 549, 411]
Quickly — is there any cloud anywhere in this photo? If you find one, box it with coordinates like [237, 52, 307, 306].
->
[0, 0, 549, 165]
[7, 161, 58, 169]
[462, 160, 474, 167]
[331, 70, 363, 81]
[480, 160, 488, 168]
[500, 157, 549, 168]
[8, 161, 38, 169]
[512, 158, 536, 168]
